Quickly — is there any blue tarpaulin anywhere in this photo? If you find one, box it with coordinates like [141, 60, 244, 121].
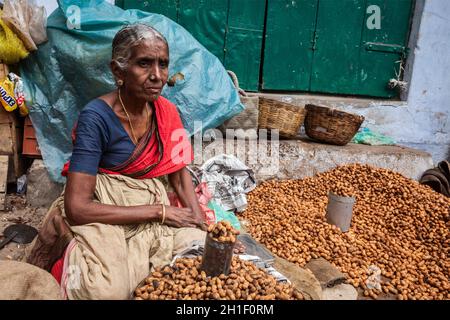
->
[20, 0, 243, 182]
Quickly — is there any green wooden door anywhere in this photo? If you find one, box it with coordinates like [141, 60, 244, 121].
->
[223, 0, 266, 90]
[178, 0, 228, 62]
[262, 0, 319, 91]
[263, 0, 413, 98]
[358, 0, 414, 97]
[310, 0, 413, 97]
[309, 0, 367, 95]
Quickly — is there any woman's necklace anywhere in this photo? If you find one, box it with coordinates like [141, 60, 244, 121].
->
[118, 89, 150, 145]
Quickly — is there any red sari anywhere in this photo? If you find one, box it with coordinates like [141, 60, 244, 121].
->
[53, 97, 211, 285]
[62, 96, 193, 178]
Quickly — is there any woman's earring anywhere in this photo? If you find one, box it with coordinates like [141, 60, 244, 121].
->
[117, 79, 124, 86]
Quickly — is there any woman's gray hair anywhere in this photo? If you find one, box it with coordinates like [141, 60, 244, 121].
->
[112, 23, 168, 71]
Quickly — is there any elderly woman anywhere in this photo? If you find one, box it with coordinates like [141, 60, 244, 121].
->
[27, 24, 207, 300]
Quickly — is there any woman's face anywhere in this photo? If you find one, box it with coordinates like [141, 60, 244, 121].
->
[115, 39, 169, 102]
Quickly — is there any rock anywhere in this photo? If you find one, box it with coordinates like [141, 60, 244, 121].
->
[26, 160, 64, 208]
[305, 258, 347, 288]
[273, 256, 323, 300]
[239, 225, 322, 299]
[322, 283, 358, 300]
[304, 258, 358, 300]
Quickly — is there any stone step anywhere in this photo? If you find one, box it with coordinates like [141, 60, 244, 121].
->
[194, 138, 432, 182]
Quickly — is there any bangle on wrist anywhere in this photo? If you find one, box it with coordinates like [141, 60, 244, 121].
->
[160, 204, 166, 224]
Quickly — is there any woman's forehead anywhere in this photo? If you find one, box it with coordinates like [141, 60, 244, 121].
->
[130, 40, 169, 59]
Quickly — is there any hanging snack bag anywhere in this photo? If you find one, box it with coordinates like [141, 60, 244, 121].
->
[0, 77, 18, 112]
[8, 73, 28, 116]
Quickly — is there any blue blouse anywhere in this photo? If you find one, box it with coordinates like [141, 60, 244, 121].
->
[68, 99, 136, 176]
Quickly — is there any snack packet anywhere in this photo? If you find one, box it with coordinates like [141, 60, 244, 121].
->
[0, 77, 18, 112]
[8, 72, 28, 116]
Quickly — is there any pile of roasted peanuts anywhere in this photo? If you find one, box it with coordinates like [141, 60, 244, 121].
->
[134, 257, 303, 300]
[207, 220, 240, 243]
[243, 164, 450, 300]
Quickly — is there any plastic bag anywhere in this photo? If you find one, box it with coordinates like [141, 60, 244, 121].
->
[28, 0, 47, 46]
[0, 13, 29, 64]
[0, 77, 17, 112]
[351, 127, 396, 146]
[2, 0, 37, 51]
[208, 201, 241, 230]
[168, 182, 216, 225]
[16, 174, 27, 194]
[2, 0, 47, 52]
[20, 0, 244, 183]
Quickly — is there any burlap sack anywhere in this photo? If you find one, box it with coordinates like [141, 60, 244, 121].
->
[0, 260, 62, 300]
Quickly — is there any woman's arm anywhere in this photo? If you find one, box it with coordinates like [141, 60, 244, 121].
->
[168, 167, 206, 230]
[64, 171, 201, 228]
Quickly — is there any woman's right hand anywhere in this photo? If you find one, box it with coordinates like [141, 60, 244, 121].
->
[162, 206, 205, 229]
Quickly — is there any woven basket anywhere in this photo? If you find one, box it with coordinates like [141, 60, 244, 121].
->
[258, 97, 306, 138]
[304, 104, 365, 146]
[220, 71, 259, 133]
[221, 96, 259, 130]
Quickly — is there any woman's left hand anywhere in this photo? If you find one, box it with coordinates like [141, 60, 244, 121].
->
[163, 206, 205, 229]
[169, 168, 208, 231]
[192, 210, 207, 231]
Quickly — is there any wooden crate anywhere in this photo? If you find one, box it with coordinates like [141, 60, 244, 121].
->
[0, 63, 26, 190]
[0, 155, 7, 210]
[23, 116, 42, 157]
[0, 106, 24, 183]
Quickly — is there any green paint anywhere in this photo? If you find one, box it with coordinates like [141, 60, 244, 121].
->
[358, 0, 414, 97]
[178, 0, 228, 62]
[224, 0, 266, 90]
[309, 0, 367, 95]
[123, 0, 178, 21]
[262, 0, 319, 91]
[119, 0, 414, 97]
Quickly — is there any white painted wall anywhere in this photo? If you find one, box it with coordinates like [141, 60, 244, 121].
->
[404, 0, 450, 161]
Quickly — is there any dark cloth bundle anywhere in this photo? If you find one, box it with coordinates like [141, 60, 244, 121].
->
[420, 161, 450, 197]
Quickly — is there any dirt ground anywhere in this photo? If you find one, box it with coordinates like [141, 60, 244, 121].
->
[0, 194, 47, 262]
